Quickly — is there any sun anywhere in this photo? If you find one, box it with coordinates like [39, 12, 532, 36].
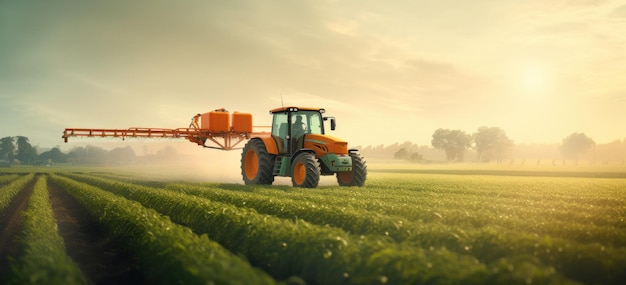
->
[520, 65, 548, 94]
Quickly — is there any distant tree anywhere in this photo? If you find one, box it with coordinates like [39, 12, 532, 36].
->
[0, 136, 15, 164]
[431, 128, 472, 162]
[474, 127, 514, 163]
[408, 152, 423, 161]
[155, 145, 178, 161]
[109, 146, 136, 164]
[561, 132, 595, 162]
[15, 136, 38, 165]
[67, 145, 109, 165]
[394, 148, 409, 160]
[39, 147, 68, 164]
[392, 147, 424, 162]
[594, 139, 624, 165]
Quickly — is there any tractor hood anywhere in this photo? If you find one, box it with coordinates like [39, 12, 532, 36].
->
[303, 134, 349, 156]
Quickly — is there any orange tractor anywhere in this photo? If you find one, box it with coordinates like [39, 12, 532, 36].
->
[63, 106, 366, 188]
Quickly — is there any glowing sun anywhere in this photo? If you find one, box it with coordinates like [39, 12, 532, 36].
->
[520, 66, 548, 94]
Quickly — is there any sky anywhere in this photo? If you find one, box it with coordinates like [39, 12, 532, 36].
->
[2, 0, 625, 152]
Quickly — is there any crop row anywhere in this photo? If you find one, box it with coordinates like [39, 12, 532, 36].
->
[80, 172, 626, 285]
[91, 171, 625, 232]
[49, 174, 277, 285]
[0, 174, 34, 212]
[247, 176, 626, 244]
[0, 174, 20, 186]
[164, 182, 626, 285]
[6, 176, 87, 285]
[63, 172, 573, 285]
[272, 174, 626, 225]
[355, 173, 623, 206]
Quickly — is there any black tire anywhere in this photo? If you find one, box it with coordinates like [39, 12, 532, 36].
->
[291, 152, 320, 188]
[241, 139, 275, 185]
[336, 153, 367, 187]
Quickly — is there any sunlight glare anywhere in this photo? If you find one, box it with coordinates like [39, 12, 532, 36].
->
[520, 66, 548, 94]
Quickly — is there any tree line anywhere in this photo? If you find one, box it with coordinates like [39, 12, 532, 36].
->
[0, 136, 181, 167]
[0, 136, 38, 166]
[359, 127, 620, 164]
[431, 127, 514, 163]
[1, 131, 619, 167]
[430, 127, 597, 163]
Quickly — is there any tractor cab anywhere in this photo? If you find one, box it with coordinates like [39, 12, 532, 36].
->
[269, 106, 335, 155]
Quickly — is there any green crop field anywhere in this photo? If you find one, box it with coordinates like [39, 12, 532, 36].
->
[0, 164, 624, 285]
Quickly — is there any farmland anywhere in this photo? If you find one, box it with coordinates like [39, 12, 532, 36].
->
[0, 164, 625, 285]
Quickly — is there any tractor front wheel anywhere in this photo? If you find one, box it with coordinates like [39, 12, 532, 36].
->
[336, 153, 367, 187]
[291, 152, 320, 188]
[241, 139, 275, 185]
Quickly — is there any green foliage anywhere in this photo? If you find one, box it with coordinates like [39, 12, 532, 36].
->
[431, 128, 472, 162]
[38, 148, 67, 164]
[4, 168, 624, 285]
[0, 174, 20, 186]
[0, 136, 16, 163]
[64, 173, 575, 285]
[561, 133, 595, 161]
[394, 148, 423, 161]
[171, 177, 626, 284]
[0, 173, 34, 211]
[8, 176, 87, 285]
[14, 136, 38, 165]
[474, 126, 513, 163]
[49, 174, 277, 285]
[77, 170, 626, 284]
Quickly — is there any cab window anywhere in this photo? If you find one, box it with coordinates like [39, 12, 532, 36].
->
[307, 112, 323, 135]
[272, 113, 288, 139]
[291, 111, 323, 136]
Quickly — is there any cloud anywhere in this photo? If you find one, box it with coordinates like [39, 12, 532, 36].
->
[1, 0, 625, 147]
[609, 4, 626, 18]
[1, 0, 481, 106]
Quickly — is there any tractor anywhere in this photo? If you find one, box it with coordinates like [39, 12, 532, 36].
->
[63, 106, 366, 188]
[241, 106, 366, 188]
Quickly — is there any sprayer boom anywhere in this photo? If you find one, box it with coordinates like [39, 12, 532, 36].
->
[62, 127, 269, 150]
[62, 109, 269, 150]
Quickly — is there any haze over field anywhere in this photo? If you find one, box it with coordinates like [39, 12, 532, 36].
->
[2, 0, 625, 150]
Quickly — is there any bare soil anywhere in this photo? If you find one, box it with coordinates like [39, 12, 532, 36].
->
[47, 181, 148, 284]
[0, 178, 34, 280]
[0, 176, 148, 284]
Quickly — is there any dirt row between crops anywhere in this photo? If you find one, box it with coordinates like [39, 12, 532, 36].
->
[0, 178, 34, 280]
[0, 177, 147, 284]
[47, 181, 147, 284]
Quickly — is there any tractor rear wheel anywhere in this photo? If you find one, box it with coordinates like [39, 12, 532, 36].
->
[241, 139, 275, 185]
[336, 153, 367, 187]
[291, 152, 320, 188]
